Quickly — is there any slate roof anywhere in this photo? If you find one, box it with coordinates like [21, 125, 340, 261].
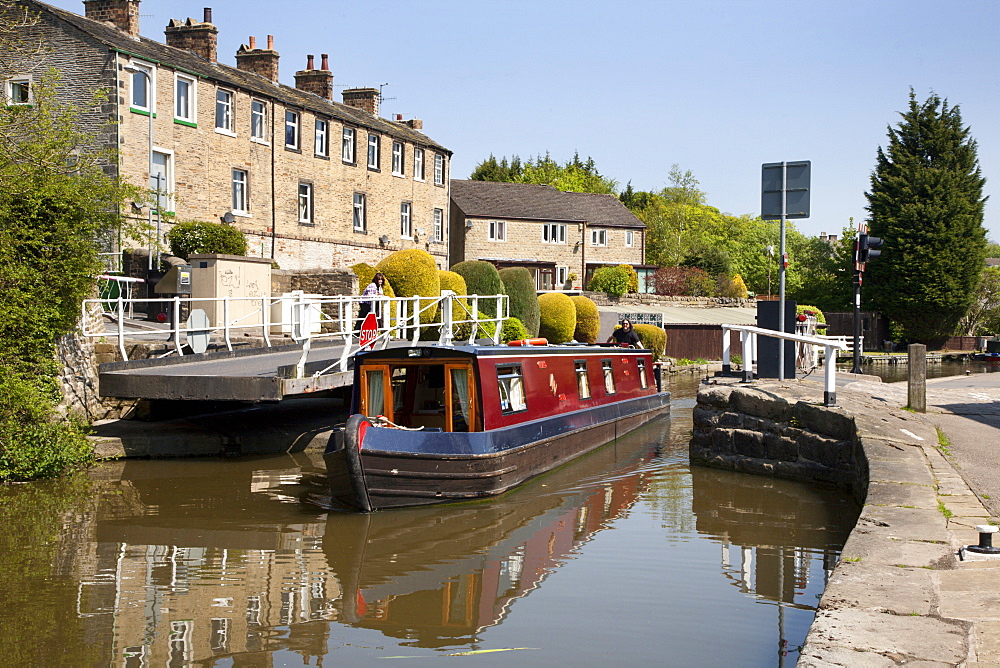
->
[451, 180, 645, 229]
[27, 0, 449, 152]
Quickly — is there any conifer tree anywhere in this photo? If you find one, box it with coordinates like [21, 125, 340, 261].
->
[865, 90, 987, 344]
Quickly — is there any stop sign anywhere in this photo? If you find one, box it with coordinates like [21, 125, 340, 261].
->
[359, 312, 378, 350]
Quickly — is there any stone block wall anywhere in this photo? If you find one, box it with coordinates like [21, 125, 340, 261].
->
[690, 384, 868, 501]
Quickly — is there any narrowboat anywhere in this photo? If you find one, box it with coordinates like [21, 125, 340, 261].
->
[324, 340, 670, 511]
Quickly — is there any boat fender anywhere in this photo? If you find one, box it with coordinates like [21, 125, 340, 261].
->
[508, 338, 548, 346]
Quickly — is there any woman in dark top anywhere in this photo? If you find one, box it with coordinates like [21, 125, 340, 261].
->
[607, 318, 641, 347]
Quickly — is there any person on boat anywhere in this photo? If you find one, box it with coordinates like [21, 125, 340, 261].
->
[357, 272, 386, 330]
[607, 318, 641, 347]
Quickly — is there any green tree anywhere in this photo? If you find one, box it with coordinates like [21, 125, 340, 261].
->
[959, 266, 1000, 336]
[468, 152, 618, 194]
[866, 91, 988, 344]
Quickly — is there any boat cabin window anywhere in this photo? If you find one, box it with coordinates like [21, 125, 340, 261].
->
[575, 361, 591, 399]
[363, 367, 388, 417]
[602, 359, 616, 395]
[359, 361, 476, 432]
[637, 358, 648, 389]
[496, 364, 527, 414]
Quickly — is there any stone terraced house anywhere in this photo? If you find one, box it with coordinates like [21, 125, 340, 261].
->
[449, 179, 650, 291]
[5, 0, 453, 271]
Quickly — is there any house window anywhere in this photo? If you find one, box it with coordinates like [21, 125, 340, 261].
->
[556, 266, 568, 287]
[590, 228, 607, 246]
[232, 169, 248, 214]
[488, 220, 506, 241]
[497, 364, 526, 414]
[215, 89, 233, 133]
[433, 153, 444, 185]
[285, 111, 300, 149]
[353, 192, 366, 231]
[414, 148, 425, 180]
[637, 358, 648, 389]
[251, 99, 267, 141]
[342, 127, 356, 163]
[298, 182, 313, 223]
[433, 208, 443, 241]
[315, 118, 329, 157]
[174, 74, 196, 123]
[130, 62, 154, 112]
[602, 359, 616, 395]
[400, 202, 412, 238]
[367, 134, 380, 169]
[392, 141, 404, 176]
[5, 77, 31, 105]
[575, 361, 591, 399]
[626, 230, 635, 247]
[542, 223, 566, 244]
[150, 150, 172, 212]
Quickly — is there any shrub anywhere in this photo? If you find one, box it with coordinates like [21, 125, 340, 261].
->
[438, 270, 472, 325]
[796, 304, 827, 324]
[617, 264, 639, 294]
[570, 295, 600, 343]
[686, 268, 717, 296]
[377, 249, 441, 323]
[500, 316, 529, 343]
[538, 292, 576, 343]
[498, 267, 540, 337]
[451, 260, 506, 317]
[633, 324, 667, 362]
[587, 266, 629, 297]
[453, 310, 497, 342]
[651, 266, 717, 297]
[166, 220, 247, 260]
[717, 273, 749, 299]
[352, 263, 396, 298]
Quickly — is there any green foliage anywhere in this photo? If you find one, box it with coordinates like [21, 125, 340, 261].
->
[166, 220, 248, 260]
[352, 262, 396, 298]
[500, 316, 529, 343]
[450, 260, 506, 317]
[498, 267, 540, 337]
[960, 266, 1000, 335]
[587, 266, 630, 297]
[718, 273, 749, 299]
[537, 292, 576, 343]
[633, 324, 668, 362]
[438, 269, 469, 316]
[453, 310, 498, 342]
[377, 249, 441, 323]
[570, 295, 600, 344]
[866, 90, 988, 345]
[469, 151, 618, 194]
[617, 264, 639, 293]
[787, 230, 856, 312]
[796, 305, 827, 324]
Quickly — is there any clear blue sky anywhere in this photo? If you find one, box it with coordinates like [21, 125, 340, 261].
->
[45, 0, 1000, 241]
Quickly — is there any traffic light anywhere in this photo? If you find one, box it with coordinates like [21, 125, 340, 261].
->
[858, 233, 883, 263]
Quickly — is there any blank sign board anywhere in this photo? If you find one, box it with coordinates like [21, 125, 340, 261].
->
[761, 160, 810, 219]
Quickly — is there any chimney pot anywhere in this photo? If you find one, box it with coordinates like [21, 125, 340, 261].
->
[248, 35, 256, 48]
[164, 6, 219, 61]
[267, 34, 274, 49]
[306, 54, 314, 70]
[321, 54, 329, 71]
[237, 35, 280, 82]
[396, 114, 402, 121]
[203, 7, 212, 23]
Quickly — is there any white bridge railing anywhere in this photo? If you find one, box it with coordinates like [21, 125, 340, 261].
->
[721, 324, 849, 407]
[82, 290, 508, 376]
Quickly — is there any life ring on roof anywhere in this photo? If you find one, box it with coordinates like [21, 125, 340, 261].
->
[508, 338, 548, 346]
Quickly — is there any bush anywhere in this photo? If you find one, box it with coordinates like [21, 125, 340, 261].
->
[352, 263, 396, 298]
[498, 267, 540, 337]
[717, 273, 749, 299]
[617, 264, 639, 294]
[501, 316, 529, 343]
[570, 295, 600, 343]
[651, 266, 715, 296]
[451, 260, 506, 317]
[538, 292, 576, 343]
[454, 310, 497, 342]
[166, 220, 247, 260]
[377, 249, 441, 323]
[796, 304, 827, 324]
[587, 266, 630, 297]
[633, 324, 668, 362]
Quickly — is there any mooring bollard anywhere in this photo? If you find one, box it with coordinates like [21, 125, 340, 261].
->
[907, 343, 926, 412]
[966, 524, 1000, 555]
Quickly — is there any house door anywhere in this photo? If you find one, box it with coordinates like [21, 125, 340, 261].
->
[538, 267, 555, 290]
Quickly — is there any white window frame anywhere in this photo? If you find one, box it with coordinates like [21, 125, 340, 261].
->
[590, 228, 608, 246]
[297, 182, 313, 223]
[626, 229, 635, 247]
[488, 219, 506, 242]
[556, 266, 568, 287]
[215, 88, 234, 135]
[232, 168, 249, 215]
[129, 60, 155, 113]
[433, 208, 443, 242]
[400, 202, 412, 238]
[285, 110, 300, 149]
[392, 140, 405, 176]
[353, 192, 367, 231]
[367, 134, 380, 170]
[4, 76, 32, 105]
[315, 118, 329, 157]
[342, 127, 356, 163]
[174, 73, 196, 124]
[150, 147, 173, 213]
[413, 148, 425, 181]
[542, 223, 566, 244]
[250, 99, 267, 143]
[433, 153, 444, 185]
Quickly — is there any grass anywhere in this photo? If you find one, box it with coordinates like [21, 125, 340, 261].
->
[842, 556, 862, 563]
[938, 501, 953, 519]
[935, 427, 953, 457]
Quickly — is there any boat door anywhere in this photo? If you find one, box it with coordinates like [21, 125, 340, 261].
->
[445, 363, 476, 432]
[358, 361, 477, 432]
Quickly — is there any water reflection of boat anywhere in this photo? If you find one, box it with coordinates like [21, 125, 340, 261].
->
[322, 417, 667, 645]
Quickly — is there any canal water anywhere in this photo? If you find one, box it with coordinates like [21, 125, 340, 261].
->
[0, 375, 858, 666]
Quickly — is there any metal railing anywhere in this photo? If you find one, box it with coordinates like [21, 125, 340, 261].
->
[82, 291, 508, 376]
[721, 324, 848, 407]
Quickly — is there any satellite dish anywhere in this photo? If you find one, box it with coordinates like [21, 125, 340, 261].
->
[222, 211, 236, 224]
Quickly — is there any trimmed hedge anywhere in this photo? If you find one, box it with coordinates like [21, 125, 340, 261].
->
[501, 316, 529, 343]
[633, 324, 668, 362]
[588, 265, 630, 297]
[796, 304, 826, 324]
[451, 260, 506, 317]
[352, 262, 396, 297]
[538, 292, 576, 343]
[166, 220, 248, 260]
[377, 249, 440, 323]
[570, 295, 600, 343]
[498, 267, 540, 337]
[618, 264, 639, 294]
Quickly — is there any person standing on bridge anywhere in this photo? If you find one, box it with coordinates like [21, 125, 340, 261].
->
[357, 272, 386, 332]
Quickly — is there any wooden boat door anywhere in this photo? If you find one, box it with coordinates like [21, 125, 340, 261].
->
[359, 364, 393, 420]
[444, 363, 477, 432]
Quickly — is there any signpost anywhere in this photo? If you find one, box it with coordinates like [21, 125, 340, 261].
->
[359, 312, 378, 350]
[761, 160, 811, 381]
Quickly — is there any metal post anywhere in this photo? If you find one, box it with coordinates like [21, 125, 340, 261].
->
[852, 271, 863, 374]
[223, 296, 232, 351]
[742, 330, 754, 383]
[722, 326, 732, 376]
[823, 345, 837, 407]
[116, 290, 127, 360]
[171, 295, 183, 356]
[778, 162, 787, 381]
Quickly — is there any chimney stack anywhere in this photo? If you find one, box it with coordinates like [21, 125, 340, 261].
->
[342, 88, 380, 117]
[236, 35, 280, 82]
[164, 8, 218, 62]
[294, 53, 333, 100]
[83, 0, 140, 37]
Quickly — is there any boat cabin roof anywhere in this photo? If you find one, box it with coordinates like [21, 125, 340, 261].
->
[354, 341, 649, 363]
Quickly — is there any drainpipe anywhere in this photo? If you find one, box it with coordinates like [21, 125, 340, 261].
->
[581, 223, 586, 289]
[270, 98, 277, 259]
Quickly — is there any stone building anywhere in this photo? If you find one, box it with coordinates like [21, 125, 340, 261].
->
[5, 0, 452, 271]
[449, 180, 648, 290]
